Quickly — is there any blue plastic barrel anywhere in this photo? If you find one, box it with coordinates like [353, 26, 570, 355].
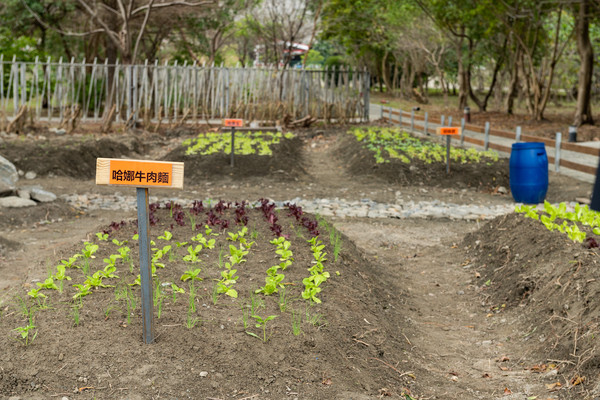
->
[509, 142, 548, 204]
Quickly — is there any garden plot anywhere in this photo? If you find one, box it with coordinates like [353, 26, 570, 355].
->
[0, 199, 416, 399]
[337, 126, 510, 191]
[165, 130, 306, 181]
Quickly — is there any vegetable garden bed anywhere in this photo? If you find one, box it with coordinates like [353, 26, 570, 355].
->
[165, 131, 306, 181]
[337, 126, 510, 191]
[0, 199, 414, 399]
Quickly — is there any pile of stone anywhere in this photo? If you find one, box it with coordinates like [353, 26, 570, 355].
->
[0, 155, 57, 207]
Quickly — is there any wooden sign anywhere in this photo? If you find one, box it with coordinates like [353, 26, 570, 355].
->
[437, 127, 461, 136]
[96, 158, 184, 189]
[223, 119, 243, 127]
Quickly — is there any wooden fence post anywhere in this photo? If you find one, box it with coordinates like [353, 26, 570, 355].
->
[555, 132, 562, 172]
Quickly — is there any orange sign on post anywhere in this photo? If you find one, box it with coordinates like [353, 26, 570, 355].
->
[223, 119, 243, 127]
[96, 158, 184, 189]
[437, 127, 461, 136]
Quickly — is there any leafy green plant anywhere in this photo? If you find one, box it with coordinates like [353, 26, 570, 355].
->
[183, 245, 203, 263]
[72, 283, 92, 300]
[96, 232, 109, 241]
[291, 309, 303, 336]
[14, 318, 37, 346]
[255, 265, 285, 295]
[170, 283, 185, 303]
[59, 255, 80, 269]
[158, 230, 173, 241]
[54, 264, 72, 293]
[248, 314, 277, 343]
[71, 298, 82, 327]
[181, 268, 203, 282]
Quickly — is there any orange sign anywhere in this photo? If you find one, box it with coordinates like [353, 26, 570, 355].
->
[437, 127, 461, 136]
[223, 119, 243, 127]
[96, 158, 184, 189]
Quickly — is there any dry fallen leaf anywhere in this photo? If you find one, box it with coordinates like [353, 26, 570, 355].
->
[482, 373, 492, 378]
[504, 387, 512, 395]
[499, 366, 509, 371]
[571, 375, 585, 386]
[499, 355, 510, 362]
[546, 382, 562, 391]
[322, 377, 332, 386]
[475, 272, 481, 278]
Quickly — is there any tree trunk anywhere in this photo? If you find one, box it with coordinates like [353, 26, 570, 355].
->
[456, 30, 468, 110]
[381, 50, 392, 94]
[573, 0, 594, 126]
[505, 47, 520, 114]
[400, 58, 410, 98]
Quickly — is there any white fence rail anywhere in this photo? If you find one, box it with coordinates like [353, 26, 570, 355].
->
[0, 56, 370, 126]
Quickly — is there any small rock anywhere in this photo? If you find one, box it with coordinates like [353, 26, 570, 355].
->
[0, 155, 18, 194]
[58, 353, 64, 361]
[497, 186, 508, 194]
[24, 171, 37, 180]
[16, 189, 31, 200]
[199, 371, 208, 377]
[0, 196, 36, 208]
[30, 188, 57, 203]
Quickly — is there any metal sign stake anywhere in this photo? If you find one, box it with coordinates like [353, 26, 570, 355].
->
[136, 187, 154, 344]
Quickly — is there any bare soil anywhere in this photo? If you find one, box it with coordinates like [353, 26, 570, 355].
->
[0, 122, 597, 399]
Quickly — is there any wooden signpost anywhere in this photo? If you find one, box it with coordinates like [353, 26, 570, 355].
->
[223, 119, 243, 167]
[436, 127, 461, 174]
[96, 158, 184, 344]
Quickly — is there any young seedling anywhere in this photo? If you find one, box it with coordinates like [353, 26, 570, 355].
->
[72, 284, 93, 300]
[54, 264, 72, 293]
[96, 232, 109, 241]
[255, 265, 285, 295]
[291, 309, 303, 336]
[181, 268, 203, 282]
[117, 246, 134, 272]
[14, 318, 37, 346]
[112, 238, 128, 246]
[249, 314, 277, 343]
[183, 245, 203, 263]
[170, 283, 185, 303]
[71, 298, 82, 327]
[59, 255, 80, 269]
[158, 230, 173, 241]
[188, 282, 198, 313]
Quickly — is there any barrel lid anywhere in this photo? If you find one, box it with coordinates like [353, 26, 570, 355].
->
[512, 142, 546, 150]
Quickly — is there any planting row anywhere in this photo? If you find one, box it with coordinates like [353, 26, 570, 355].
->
[516, 202, 600, 246]
[8, 199, 344, 346]
[350, 126, 499, 165]
[183, 131, 296, 156]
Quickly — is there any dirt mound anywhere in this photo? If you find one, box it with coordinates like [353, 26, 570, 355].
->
[0, 202, 414, 399]
[463, 213, 600, 393]
[164, 136, 306, 181]
[335, 133, 510, 191]
[0, 138, 132, 179]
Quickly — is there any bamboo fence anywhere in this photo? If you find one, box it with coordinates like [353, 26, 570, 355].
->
[0, 56, 370, 127]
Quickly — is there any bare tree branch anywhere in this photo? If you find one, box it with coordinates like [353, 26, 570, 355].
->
[132, 0, 155, 64]
[131, 0, 214, 16]
[20, 0, 105, 37]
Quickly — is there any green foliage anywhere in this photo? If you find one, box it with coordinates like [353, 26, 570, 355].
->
[183, 131, 295, 156]
[350, 126, 499, 165]
[516, 201, 600, 243]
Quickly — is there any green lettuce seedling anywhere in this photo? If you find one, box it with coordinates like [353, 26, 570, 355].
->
[72, 284, 92, 300]
[96, 232, 109, 241]
[181, 268, 203, 282]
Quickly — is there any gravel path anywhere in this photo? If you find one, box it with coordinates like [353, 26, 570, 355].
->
[60, 192, 517, 220]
